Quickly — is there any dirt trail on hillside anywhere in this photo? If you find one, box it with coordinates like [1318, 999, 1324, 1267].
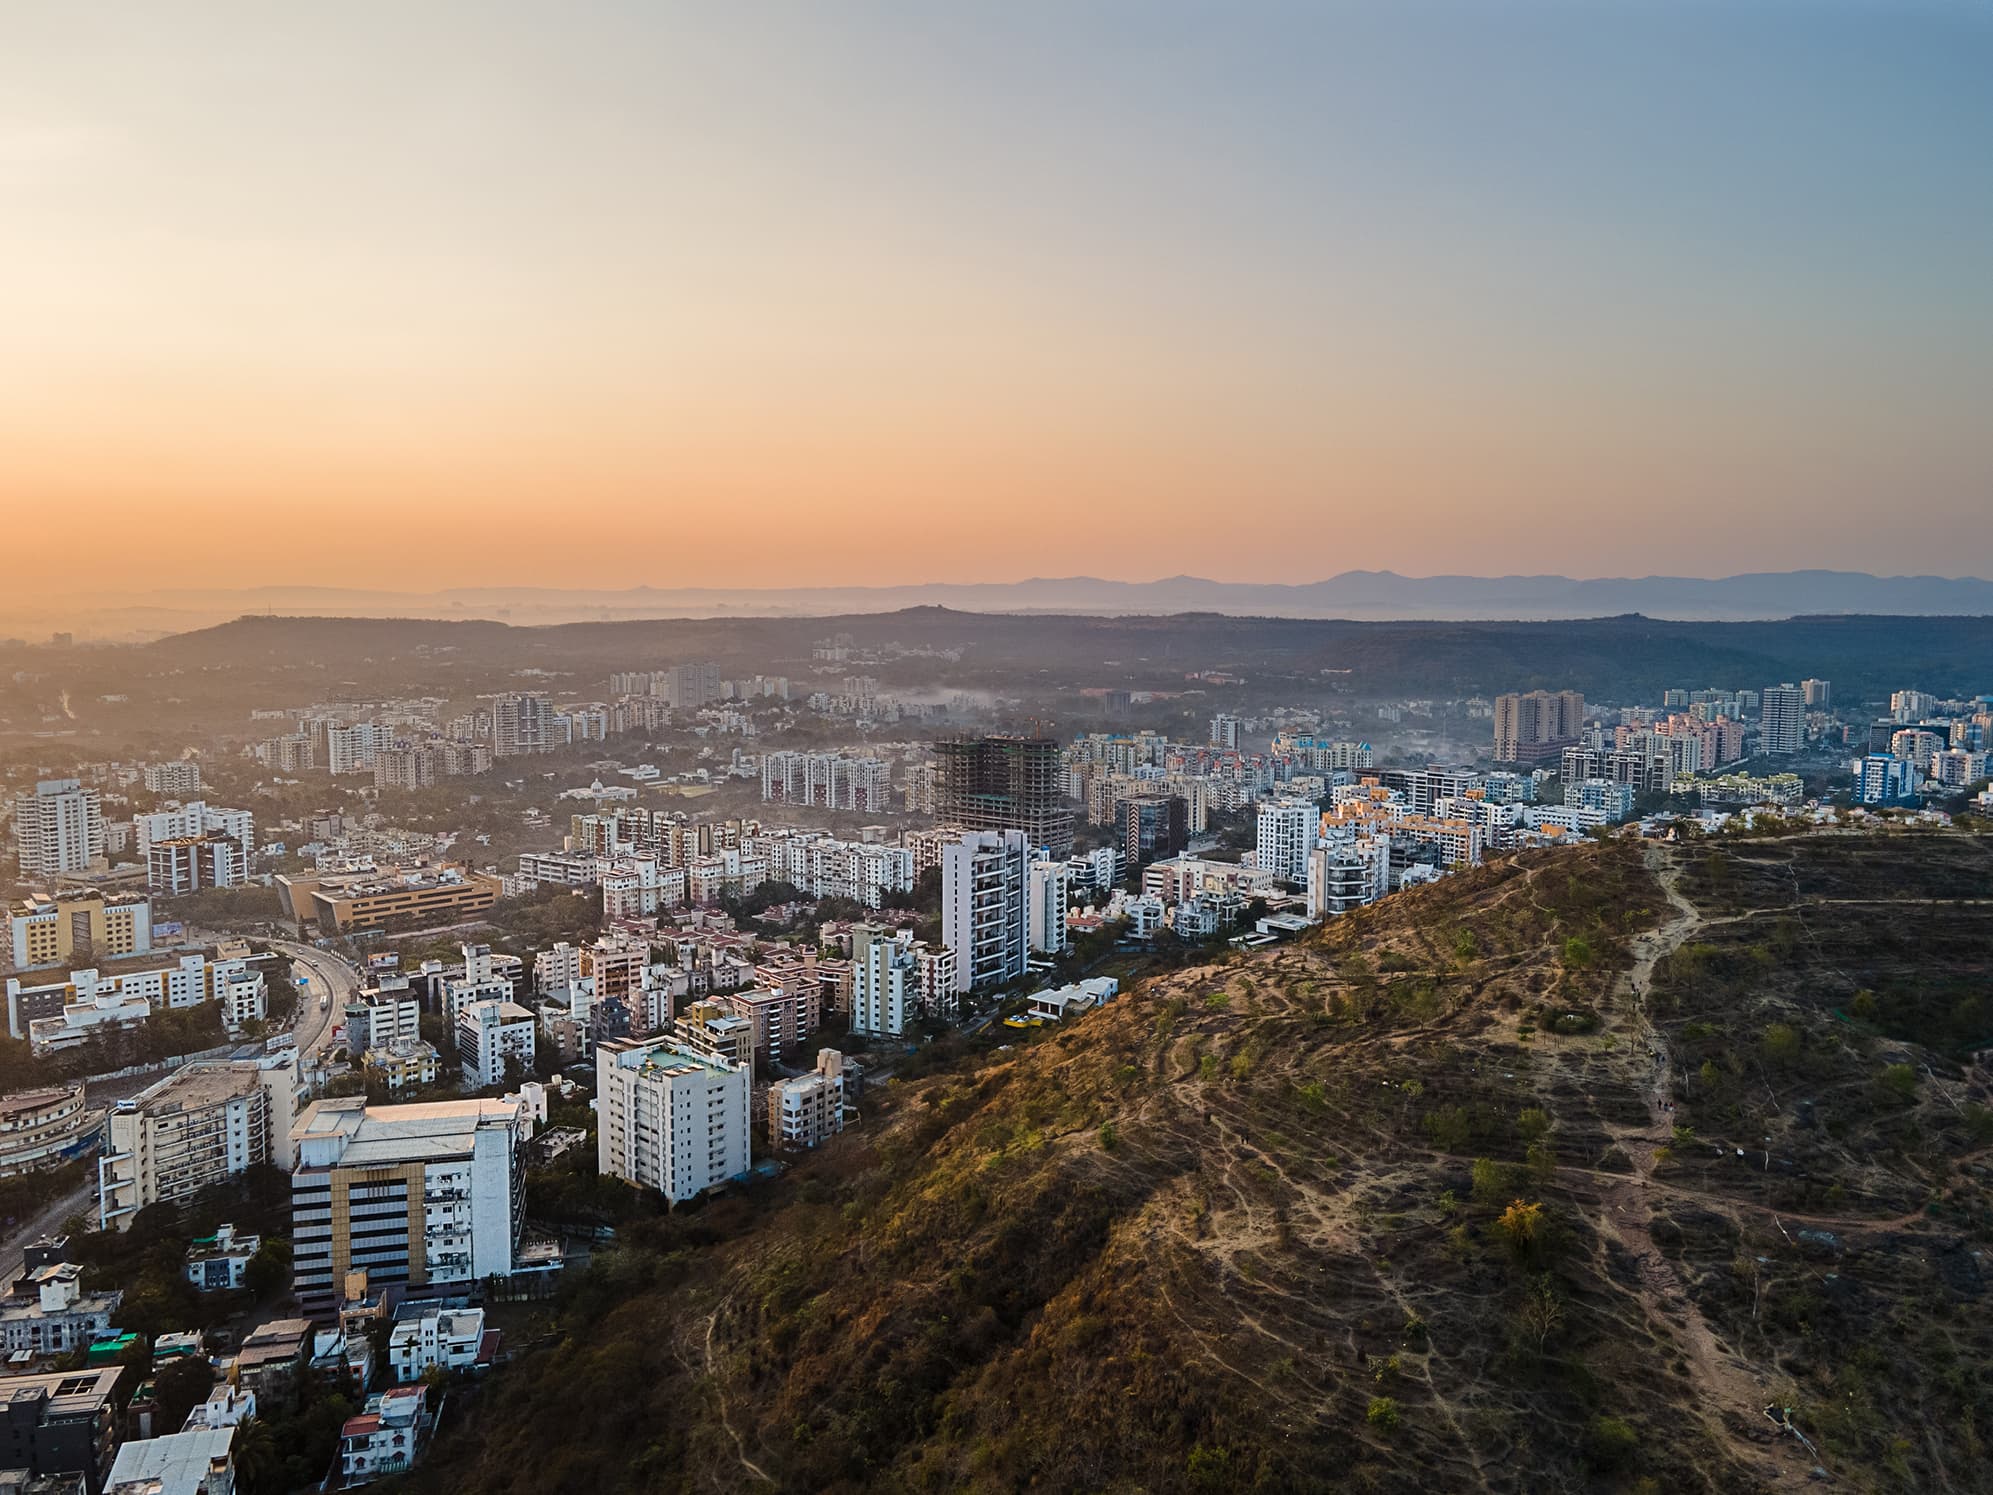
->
[1593, 848, 1806, 1489]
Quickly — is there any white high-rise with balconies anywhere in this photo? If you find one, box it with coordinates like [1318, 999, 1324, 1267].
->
[595, 1036, 750, 1201]
[849, 924, 913, 1038]
[941, 828, 1030, 993]
[1028, 860, 1070, 954]
[13, 780, 105, 879]
[1255, 798, 1317, 885]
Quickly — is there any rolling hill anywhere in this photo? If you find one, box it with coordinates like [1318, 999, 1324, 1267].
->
[398, 830, 1993, 1495]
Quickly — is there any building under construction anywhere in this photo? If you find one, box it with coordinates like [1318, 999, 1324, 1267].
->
[931, 736, 1073, 858]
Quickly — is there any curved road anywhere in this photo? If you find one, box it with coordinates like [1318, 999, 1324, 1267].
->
[0, 936, 365, 1281]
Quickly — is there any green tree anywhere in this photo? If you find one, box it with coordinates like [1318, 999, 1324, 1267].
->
[1367, 1396, 1401, 1434]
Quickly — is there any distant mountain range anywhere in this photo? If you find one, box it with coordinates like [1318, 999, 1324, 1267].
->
[7, 570, 1992, 641]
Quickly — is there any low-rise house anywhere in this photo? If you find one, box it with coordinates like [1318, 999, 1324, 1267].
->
[385, 1306, 491, 1384]
[1025, 977, 1120, 1025]
[229, 1319, 311, 1414]
[183, 1227, 259, 1293]
[338, 1386, 428, 1486]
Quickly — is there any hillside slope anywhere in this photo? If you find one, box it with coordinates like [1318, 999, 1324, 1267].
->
[405, 834, 1992, 1495]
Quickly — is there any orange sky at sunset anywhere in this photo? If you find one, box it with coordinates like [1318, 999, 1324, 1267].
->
[4, 3, 1990, 594]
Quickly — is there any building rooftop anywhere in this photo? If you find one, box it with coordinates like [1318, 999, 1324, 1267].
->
[292, 1096, 521, 1168]
[105, 1427, 234, 1495]
[120, 1063, 262, 1116]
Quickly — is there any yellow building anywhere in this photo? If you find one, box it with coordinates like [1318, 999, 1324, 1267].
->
[306, 866, 503, 934]
[7, 890, 154, 971]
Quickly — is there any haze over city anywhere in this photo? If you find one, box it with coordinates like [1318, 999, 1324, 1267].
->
[6, 1, 1992, 592]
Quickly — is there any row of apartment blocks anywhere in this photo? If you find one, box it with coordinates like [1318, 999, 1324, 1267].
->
[7, 945, 271, 1055]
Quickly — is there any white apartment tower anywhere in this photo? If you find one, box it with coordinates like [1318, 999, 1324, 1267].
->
[940, 828, 1031, 993]
[13, 780, 105, 879]
[1028, 860, 1070, 955]
[595, 1036, 751, 1202]
[1255, 798, 1317, 885]
[849, 924, 914, 1039]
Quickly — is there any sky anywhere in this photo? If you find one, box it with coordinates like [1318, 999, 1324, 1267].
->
[4, 0, 1991, 594]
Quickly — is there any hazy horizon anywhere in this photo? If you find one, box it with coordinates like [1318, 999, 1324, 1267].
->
[5, 1, 1991, 591]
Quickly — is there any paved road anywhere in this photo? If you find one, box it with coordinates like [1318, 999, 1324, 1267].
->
[259, 937, 362, 1061]
[0, 1178, 95, 1286]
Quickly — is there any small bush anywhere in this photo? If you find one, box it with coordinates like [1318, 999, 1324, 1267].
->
[1367, 1396, 1400, 1433]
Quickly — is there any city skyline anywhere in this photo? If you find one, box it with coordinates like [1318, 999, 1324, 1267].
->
[4, 1, 1991, 590]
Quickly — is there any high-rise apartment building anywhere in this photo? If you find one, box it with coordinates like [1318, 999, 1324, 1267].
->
[1255, 798, 1317, 884]
[595, 1037, 750, 1202]
[940, 828, 1030, 993]
[290, 1096, 528, 1317]
[492, 695, 556, 758]
[324, 723, 382, 776]
[1759, 684, 1806, 756]
[1209, 714, 1241, 750]
[848, 924, 914, 1038]
[666, 663, 723, 710]
[134, 801, 255, 860]
[13, 780, 105, 879]
[141, 761, 205, 796]
[1492, 692, 1586, 764]
[931, 737, 1073, 858]
[1117, 795, 1189, 870]
[1027, 860, 1070, 954]
[1802, 679, 1833, 709]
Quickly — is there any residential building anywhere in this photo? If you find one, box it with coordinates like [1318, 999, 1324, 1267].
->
[7, 892, 152, 973]
[98, 1059, 300, 1230]
[848, 926, 912, 1039]
[324, 724, 382, 777]
[290, 1098, 529, 1317]
[140, 762, 205, 797]
[717, 985, 818, 1065]
[1209, 714, 1241, 750]
[492, 695, 555, 758]
[1565, 778, 1637, 823]
[1856, 754, 1921, 805]
[931, 737, 1073, 857]
[12, 782, 105, 880]
[1760, 684, 1806, 755]
[385, 1305, 489, 1383]
[675, 1001, 755, 1070]
[595, 1037, 751, 1202]
[1116, 794, 1188, 869]
[184, 1225, 260, 1292]
[1026, 976, 1118, 1023]
[104, 1427, 234, 1495]
[133, 803, 254, 861]
[1492, 692, 1585, 764]
[940, 828, 1030, 993]
[362, 1041, 442, 1093]
[1255, 798, 1317, 884]
[0, 1265, 120, 1358]
[0, 1366, 124, 1494]
[146, 837, 246, 897]
[455, 1000, 537, 1090]
[1802, 679, 1833, 709]
[12, 952, 268, 1053]
[232, 1318, 312, 1412]
[0, 1087, 99, 1178]
[338, 1385, 428, 1485]
[342, 989, 422, 1054]
[1027, 861, 1070, 955]
[769, 1050, 847, 1151]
